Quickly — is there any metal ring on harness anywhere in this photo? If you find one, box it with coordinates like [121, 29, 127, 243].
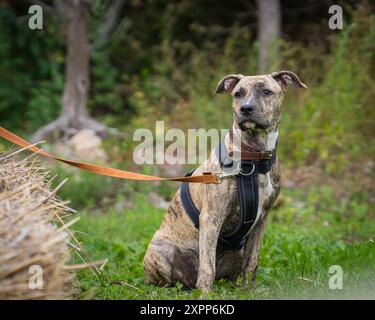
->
[239, 163, 255, 176]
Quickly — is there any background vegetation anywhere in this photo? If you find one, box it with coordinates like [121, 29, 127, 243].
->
[0, 0, 374, 299]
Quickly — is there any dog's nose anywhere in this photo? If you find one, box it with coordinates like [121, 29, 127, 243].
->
[240, 104, 255, 115]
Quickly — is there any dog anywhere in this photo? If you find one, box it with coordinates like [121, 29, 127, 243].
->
[143, 71, 307, 292]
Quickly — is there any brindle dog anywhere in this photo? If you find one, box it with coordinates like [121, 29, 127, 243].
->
[143, 71, 307, 292]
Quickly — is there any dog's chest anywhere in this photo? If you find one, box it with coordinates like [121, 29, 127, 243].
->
[220, 172, 276, 234]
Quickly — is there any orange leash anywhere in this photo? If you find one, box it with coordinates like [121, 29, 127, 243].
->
[0, 126, 219, 184]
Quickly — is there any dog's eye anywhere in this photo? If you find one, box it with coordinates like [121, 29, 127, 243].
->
[234, 91, 242, 99]
[262, 89, 273, 96]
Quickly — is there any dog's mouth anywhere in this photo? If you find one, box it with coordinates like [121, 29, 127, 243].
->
[237, 118, 268, 131]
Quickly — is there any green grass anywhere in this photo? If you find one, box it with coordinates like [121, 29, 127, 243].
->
[73, 187, 375, 300]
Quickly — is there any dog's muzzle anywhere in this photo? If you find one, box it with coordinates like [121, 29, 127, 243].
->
[236, 116, 268, 131]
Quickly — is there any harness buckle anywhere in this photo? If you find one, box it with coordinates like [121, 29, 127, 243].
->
[264, 149, 273, 159]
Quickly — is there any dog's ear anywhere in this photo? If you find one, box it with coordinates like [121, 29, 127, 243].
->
[213, 74, 244, 95]
[271, 71, 307, 90]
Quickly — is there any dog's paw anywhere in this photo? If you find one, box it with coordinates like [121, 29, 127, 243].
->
[242, 272, 257, 290]
[243, 278, 249, 289]
[197, 291, 207, 300]
[197, 285, 211, 293]
[251, 271, 257, 287]
[196, 282, 212, 295]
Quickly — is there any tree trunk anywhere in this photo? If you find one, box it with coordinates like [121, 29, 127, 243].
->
[257, 0, 281, 73]
[32, 0, 105, 142]
[62, 0, 90, 128]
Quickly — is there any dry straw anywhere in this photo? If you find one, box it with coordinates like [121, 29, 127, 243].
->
[0, 147, 104, 299]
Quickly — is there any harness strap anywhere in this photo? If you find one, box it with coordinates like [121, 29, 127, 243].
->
[180, 139, 276, 251]
[181, 169, 200, 228]
[181, 168, 245, 249]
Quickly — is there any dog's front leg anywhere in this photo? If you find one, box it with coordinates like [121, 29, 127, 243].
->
[196, 202, 227, 292]
[241, 217, 267, 288]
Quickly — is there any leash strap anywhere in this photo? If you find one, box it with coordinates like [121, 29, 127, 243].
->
[0, 126, 219, 184]
[180, 139, 276, 251]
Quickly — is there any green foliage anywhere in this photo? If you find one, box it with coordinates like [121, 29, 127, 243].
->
[0, 7, 63, 132]
[89, 49, 128, 123]
[74, 188, 374, 299]
[27, 66, 63, 129]
[279, 8, 375, 170]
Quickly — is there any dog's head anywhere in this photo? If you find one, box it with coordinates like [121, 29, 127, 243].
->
[214, 71, 307, 131]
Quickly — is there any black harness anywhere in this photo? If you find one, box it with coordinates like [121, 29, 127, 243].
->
[180, 139, 276, 251]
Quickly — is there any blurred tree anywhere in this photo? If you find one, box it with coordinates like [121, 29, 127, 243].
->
[32, 0, 126, 142]
[257, 0, 281, 73]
